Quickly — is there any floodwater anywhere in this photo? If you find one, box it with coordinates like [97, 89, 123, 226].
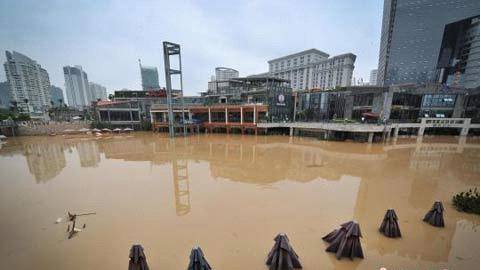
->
[0, 132, 479, 270]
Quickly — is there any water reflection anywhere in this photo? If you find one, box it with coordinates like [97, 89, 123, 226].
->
[0, 134, 478, 269]
[24, 142, 66, 183]
[0, 134, 478, 185]
[76, 140, 100, 168]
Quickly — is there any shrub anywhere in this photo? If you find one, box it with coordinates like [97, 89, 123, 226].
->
[452, 188, 480, 214]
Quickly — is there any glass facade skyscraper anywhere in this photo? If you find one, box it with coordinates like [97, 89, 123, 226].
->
[140, 66, 160, 91]
[377, 0, 480, 88]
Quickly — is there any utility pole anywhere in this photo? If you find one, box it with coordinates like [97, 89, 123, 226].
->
[162, 41, 186, 137]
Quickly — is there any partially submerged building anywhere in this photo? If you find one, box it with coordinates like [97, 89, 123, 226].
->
[151, 76, 293, 134]
[297, 84, 479, 124]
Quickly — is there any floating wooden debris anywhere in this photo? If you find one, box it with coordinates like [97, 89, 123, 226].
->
[423, 201, 445, 227]
[379, 209, 402, 238]
[266, 233, 302, 270]
[66, 211, 96, 239]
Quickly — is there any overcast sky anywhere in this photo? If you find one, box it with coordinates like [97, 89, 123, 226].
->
[0, 0, 383, 95]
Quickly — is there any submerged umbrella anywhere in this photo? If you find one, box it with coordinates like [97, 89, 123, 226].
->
[101, 128, 112, 132]
[128, 245, 149, 270]
[423, 201, 445, 227]
[266, 233, 302, 270]
[322, 221, 353, 243]
[63, 129, 75, 133]
[379, 209, 402, 238]
[78, 128, 90, 132]
[324, 221, 364, 260]
[113, 128, 122, 133]
[91, 128, 101, 132]
[188, 246, 212, 270]
[124, 127, 134, 132]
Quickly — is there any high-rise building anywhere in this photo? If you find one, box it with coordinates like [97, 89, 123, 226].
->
[369, 69, 378, 86]
[215, 67, 239, 81]
[377, 0, 479, 87]
[3, 51, 51, 115]
[64, 65, 91, 109]
[207, 67, 240, 92]
[139, 60, 160, 91]
[437, 16, 480, 89]
[49, 85, 64, 107]
[89, 82, 108, 101]
[0, 81, 10, 109]
[268, 49, 356, 91]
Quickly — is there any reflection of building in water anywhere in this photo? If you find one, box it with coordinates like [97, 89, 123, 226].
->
[24, 143, 66, 183]
[172, 159, 191, 216]
[76, 140, 100, 167]
[100, 138, 155, 161]
[382, 138, 480, 173]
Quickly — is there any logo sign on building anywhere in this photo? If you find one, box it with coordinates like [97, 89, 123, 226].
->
[276, 94, 286, 106]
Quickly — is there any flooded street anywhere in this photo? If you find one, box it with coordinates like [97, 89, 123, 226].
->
[0, 133, 479, 269]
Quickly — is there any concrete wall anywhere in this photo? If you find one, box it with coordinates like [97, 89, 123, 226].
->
[17, 122, 91, 136]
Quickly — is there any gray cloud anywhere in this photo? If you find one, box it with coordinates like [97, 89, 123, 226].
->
[0, 0, 382, 95]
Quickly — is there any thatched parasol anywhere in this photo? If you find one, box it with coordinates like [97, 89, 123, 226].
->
[423, 201, 445, 227]
[379, 209, 402, 238]
[266, 233, 302, 270]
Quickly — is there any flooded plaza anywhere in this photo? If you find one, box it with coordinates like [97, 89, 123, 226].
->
[0, 132, 479, 270]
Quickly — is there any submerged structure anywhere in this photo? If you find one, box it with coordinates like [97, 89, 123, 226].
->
[266, 233, 302, 270]
[379, 209, 402, 238]
[188, 246, 212, 270]
[128, 245, 150, 270]
[323, 221, 364, 260]
[423, 201, 445, 227]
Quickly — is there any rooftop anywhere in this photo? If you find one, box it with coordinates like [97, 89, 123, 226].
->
[268, 49, 330, 63]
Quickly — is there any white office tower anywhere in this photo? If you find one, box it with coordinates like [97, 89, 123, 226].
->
[64, 65, 91, 109]
[89, 82, 108, 101]
[215, 67, 239, 81]
[369, 69, 378, 85]
[268, 49, 356, 91]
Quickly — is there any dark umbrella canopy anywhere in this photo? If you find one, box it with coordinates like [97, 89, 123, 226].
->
[325, 221, 364, 260]
[423, 201, 445, 227]
[188, 246, 212, 270]
[266, 233, 302, 270]
[128, 245, 150, 270]
[379, 209, 402, 238]
[322, 221, 353, 243]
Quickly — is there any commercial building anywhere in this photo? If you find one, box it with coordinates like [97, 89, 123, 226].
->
[89, 82, 108, 101]
[202, 76, 293, 121]
[369, 69, 378, 86]
[49, 85, 65, 107]
[208, 67, 240, 92]
[268, 49, 356, 91]
[94, 100, 142, 129]
[297, 84, 479, 124]
[64, 65, 91, 109]
[377, 0, 480, 87]
[3, 51, 51, 116]
[151, 76, 293, 133]
[437, 16, 480, 89]
[139, 61, 160, 91]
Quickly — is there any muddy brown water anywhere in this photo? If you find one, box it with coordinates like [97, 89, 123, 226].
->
[0, 132, 479, 270]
